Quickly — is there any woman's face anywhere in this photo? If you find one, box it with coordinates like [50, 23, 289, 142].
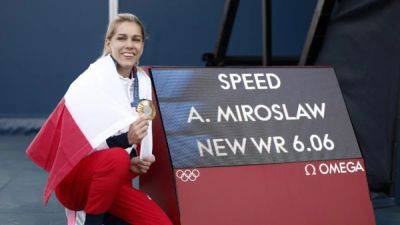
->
[106, 21, 144, 76]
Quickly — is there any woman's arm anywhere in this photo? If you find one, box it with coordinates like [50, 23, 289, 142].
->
[106, 132, 131, 149]
[106, 133, 138, 158]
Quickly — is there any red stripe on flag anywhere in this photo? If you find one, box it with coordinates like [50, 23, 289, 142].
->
[26, 99, 93, 203]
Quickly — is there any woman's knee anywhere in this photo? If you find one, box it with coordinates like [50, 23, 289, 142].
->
[102, 148, 130, 172]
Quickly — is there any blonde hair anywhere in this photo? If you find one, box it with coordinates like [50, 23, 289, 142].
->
[102, 13, 147, 56]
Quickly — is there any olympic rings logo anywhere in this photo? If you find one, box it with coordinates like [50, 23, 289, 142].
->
[176, 169, 200, 182]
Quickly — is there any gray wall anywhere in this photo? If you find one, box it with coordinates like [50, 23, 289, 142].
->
[0, 0, 316, 118]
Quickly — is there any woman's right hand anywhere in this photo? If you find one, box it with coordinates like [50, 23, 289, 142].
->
[127, 116, 150, 144]
[130, 154, 155, 174]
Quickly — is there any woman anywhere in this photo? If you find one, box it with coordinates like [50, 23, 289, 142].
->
[26, 13, 172, 225]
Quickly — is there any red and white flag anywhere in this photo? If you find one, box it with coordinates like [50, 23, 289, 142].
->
[26, 55, 153, 203]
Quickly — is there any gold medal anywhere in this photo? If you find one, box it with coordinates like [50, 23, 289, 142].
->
[136, 99, 156, 120]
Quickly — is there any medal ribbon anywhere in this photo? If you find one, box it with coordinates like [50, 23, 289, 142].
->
[131, 70, 139, 107]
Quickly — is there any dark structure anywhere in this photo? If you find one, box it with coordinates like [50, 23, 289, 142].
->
[204, 0, 400, 196]
[314, 0, 400, 194]
[202, 0, 298, 66]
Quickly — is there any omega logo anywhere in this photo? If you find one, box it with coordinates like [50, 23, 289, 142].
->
[305, 161, 364, 176]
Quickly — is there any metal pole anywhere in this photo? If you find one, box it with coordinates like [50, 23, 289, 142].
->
[299, 0, 335, 66]
[109, 0, 118, 23]
[214, 0, 240, 59]
[262, 0, 272, 66]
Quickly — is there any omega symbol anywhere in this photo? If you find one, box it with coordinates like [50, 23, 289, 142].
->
[305, 164, 317, 176]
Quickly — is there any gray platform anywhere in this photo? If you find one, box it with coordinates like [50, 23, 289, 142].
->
[0, 135, 64, 225]
[0, 135, 399, 225]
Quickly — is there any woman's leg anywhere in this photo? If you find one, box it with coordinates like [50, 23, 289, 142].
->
[56, 147, 171, 225]
[108, 185, 173, 225]
[83, 148, 131, 214]
[56, 148, 131, 224]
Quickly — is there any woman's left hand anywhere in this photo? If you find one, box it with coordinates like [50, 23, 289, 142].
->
[130, 154, 156, 174]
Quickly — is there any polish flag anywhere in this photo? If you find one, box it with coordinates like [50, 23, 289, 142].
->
[26, 55, 153, 203]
